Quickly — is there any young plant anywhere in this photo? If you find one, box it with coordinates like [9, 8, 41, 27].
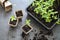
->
[25, 19, 31, 25]
[10, 16, 16, 21]
[9, 16, 18, 27]
[56, 19, 60, 24]
[22, 19, 32, 34]
[32, 0, 58, 22]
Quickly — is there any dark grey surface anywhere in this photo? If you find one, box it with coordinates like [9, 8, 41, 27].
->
[0, 0, 60, 40]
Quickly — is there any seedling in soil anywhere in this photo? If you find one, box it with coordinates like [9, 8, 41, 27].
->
[22, 19, 33, 34]
[56, 19, 60, 24]
[9, 16, 18, 27]
[15, 10, 23, 19]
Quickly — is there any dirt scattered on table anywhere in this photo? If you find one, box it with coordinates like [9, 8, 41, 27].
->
[21, 29, 54, 40]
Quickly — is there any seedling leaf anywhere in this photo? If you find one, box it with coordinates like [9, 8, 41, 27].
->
[10, 16, 16, 21]
[26, 19, 31, 25]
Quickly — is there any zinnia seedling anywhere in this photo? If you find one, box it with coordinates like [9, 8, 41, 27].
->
[56, 19, 60, 24]
[25, 19, 31, 25]
[10, 16, 16, 21]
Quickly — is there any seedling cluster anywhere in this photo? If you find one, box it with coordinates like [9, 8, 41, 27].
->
[32, 0, 58, 22]
[56, 19, 60, 24]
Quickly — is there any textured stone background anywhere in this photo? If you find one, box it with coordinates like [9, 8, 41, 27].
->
[0, 0, 60, 40]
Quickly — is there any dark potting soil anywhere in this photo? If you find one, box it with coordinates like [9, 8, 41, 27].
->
[21, 32, 29, 40]
[33, 30, 53, 40]
[35, 33, 37, 36]
[59, 14, 60, 18]
[45, 31, 53, 35]
[37, 35, 48, 40]
[22, 25, 31, 32]
[16, 10, 23, 17]
[33, 37, 37, 40]
[30, 39, 31, 40]
[27, 1, 58, 28]
[21, 28, 53, 40]
[9, 19, 17, 25]
[39, 31, 43, 34]
[21, 32, 26, 38]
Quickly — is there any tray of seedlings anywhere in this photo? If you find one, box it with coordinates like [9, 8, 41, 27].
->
[27, 0, 59, 30]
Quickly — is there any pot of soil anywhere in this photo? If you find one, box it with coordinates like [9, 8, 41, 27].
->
[27, 0, 59, 30]
[9, 16, 18, 27]
[15, 10, 23, 19]
[0, 0, 7, 7]
[4, 1, 12, 12]
[22, 24, 33, 34]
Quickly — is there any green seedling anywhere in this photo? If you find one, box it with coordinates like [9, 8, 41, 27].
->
[56, 19, 60, 24]
[25, 19, 31, 25]
[10, 16, 16, 21]
[32, 0, 58, 22]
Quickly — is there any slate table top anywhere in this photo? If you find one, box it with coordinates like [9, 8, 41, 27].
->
[0, 0, 60, 40]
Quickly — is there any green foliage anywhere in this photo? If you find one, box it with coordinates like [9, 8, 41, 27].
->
[25, 19, 31, 25]
[10, 16, 16, 21]
[56, 19, 60, 24]
[32, 0, 58, 22]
